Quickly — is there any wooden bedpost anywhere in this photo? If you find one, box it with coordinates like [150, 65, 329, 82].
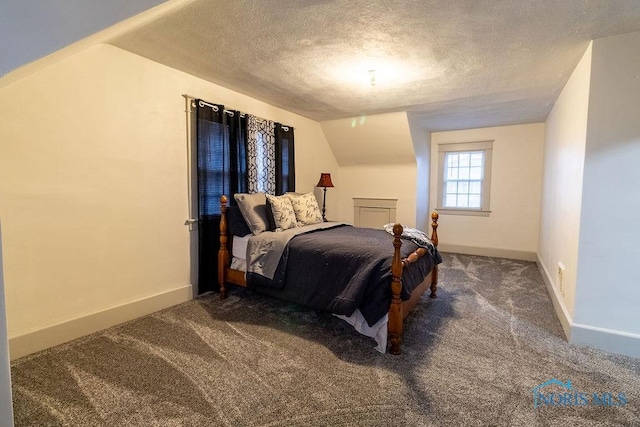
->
[430, 211, 439, 299]
[218, 195, 229, 299]
[388, 223, 404, 355]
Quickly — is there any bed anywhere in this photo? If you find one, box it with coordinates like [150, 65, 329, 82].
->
[217, 193, 442, 355]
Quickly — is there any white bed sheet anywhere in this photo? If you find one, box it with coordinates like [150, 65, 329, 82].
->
[334, 311, 388, 353]
[232, 234, 251, 260]
[230, 257, 247, 271]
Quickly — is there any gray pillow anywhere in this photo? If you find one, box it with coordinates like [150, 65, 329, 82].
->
[234, 192, 270, 235]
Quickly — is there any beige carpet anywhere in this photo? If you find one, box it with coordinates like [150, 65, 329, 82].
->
[11, 253, 640, 426]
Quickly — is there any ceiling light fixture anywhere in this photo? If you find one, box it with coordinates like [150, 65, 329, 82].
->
[329, 58, 431, 90]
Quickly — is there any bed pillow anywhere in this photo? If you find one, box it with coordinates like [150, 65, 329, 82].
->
[234, 192, 270, 235]
[265, 198, 277, 231]
[265, 194, 298, 231]
[227, 205, 252, 237]
[286, 192, 323, 225]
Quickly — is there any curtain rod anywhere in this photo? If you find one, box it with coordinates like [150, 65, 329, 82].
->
[181, 94, 290, 131]
[183, 93, 241, 116]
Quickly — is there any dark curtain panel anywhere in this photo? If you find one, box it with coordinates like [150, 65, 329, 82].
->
[275, 123, 295, 194]
[227, 112, 248, 199]
[196, 100, 247, 294]
[197, 101, 225, 217]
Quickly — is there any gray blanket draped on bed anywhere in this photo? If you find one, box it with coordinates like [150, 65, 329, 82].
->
[247, 224, 441, 327]
[246, 221, 348, 280]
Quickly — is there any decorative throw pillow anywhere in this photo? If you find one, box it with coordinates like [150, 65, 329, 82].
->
[265, 198, 277, 231]
[265, 194, 298, 231]
[227, 206, 252, 237]
[286, 192, 323, 225]
[234, 192, 269, 235]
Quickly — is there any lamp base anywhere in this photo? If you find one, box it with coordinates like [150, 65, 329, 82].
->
[321, 187, 328, 221]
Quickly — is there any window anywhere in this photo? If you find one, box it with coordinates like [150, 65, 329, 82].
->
[437, 141, 493, 216]
[247, 116, 276, 194]
[195, 100, 295, 216]
[194, 99, 295, 294]
[275, 123, 295, 194]
[247, 117, 295, 195]
[196, 104, 248, 216]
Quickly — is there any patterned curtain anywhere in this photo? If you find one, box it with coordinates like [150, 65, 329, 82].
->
[246, 115, 276, 194]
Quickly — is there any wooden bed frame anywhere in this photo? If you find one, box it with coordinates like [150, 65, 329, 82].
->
[217, 195, 439, 355]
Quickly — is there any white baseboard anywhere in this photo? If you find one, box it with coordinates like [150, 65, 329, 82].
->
[536, 255, 640, 359]
[536, 255, 572, 339]
[9, 284, 193, 360]
[438, 243, 537, 262]
[571, 323, 640, 359]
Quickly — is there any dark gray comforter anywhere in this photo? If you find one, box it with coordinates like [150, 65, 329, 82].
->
[247, 224, 442, 326]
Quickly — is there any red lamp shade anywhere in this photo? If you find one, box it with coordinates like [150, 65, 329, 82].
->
[316, 173, 334, 188]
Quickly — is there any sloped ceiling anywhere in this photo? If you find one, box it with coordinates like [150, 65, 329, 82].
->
[108, 0, 640, 131]
[321, 112, 414, 166]
[0, 0, 168, 77]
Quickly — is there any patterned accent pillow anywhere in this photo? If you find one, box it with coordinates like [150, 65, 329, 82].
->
[286, 192, 323, 225]
[265, 194, 298, 231]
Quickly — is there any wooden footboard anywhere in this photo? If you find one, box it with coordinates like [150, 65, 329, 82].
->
[218, 195, 247, 299]
[217, 195, 439, 355]
[388, 213, 439, 355]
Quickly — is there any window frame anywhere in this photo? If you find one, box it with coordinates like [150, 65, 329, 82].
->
[436, 140, 493, 217]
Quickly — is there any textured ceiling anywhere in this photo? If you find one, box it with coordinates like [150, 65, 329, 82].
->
[109, 0, 640, 131]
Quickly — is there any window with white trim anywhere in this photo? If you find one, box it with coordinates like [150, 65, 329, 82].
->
[437, 141, 493, 216]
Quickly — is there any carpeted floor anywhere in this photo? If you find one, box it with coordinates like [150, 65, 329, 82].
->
[11, 253, 640, 426]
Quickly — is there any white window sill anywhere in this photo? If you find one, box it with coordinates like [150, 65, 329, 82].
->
[436, 208, 491, 217]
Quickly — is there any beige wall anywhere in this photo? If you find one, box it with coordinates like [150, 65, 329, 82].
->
[408, 116, 432, 232]
[574, 32, 640, 338]
[0, 44, 338, 348]
[0, 224, 14, 425]
[320, 112, 418, 227]
[337, 164, 418, 227]
[430, 123, 545, 257]
[539, 35, 640, 357]
[538, 43, 591, 319]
